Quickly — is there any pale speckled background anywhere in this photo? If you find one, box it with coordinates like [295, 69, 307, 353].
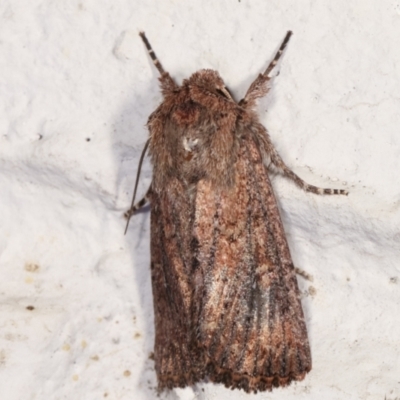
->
[1, 1, 399, 399]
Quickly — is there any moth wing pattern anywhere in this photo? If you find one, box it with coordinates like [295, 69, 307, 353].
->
[127, 31, 347, 393]
[149, 129, 311, 392]
[149, 176, 203, 388]
[192, 134, 311, 392]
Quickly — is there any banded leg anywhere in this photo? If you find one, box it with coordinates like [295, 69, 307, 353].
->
[124, 188, 151, 219]
[269, 147, 348, 195]
[124, 139, 150, 234]
[295, 267, 313, 282]
[240, 31, 347, 196]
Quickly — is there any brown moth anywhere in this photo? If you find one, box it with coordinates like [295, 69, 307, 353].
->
[125, 31, 347, 393]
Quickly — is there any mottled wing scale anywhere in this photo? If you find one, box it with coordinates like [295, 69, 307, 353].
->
[149, 176, 203, 388]
[192, 135, 311, 392]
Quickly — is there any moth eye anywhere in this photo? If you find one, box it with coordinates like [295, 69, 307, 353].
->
[216, 87, 232, 100]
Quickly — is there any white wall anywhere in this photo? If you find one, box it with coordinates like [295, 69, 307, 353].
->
[0, 1, 399, 399]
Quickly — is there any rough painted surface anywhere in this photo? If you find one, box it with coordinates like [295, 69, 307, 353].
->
[0, 1, 399, 399]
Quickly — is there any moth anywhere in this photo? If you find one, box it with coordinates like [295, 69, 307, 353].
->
[125, 31, 347, 393]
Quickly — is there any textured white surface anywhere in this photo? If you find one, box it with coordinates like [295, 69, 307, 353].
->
[1, 1, 400, 399]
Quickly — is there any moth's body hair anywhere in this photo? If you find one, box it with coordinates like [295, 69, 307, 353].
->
[183, 137, 199, 153]
[125, 31, 348, 393]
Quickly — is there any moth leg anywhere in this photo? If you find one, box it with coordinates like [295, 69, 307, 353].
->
[269, 147, 348, 195]
[294, 267, 313, 282]
[240, 31, 293, 108]
[239, 31, 347, 195]
[124, 187, 151, 234]
[124, 188, 151, 219]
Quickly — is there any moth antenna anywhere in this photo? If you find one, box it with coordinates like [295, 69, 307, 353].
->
[124, 139, 150, 234]
[240, 31, 293, 107]
[263, 30, 292, 78]
[139, 32, 166, 76]
[139, 32, 178, 94]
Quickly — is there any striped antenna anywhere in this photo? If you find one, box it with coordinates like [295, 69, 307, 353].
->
[263, 30, 293, 77]
[139, 32, 166, 76]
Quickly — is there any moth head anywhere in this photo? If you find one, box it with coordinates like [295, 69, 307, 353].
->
[185, 69, 234, 105]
